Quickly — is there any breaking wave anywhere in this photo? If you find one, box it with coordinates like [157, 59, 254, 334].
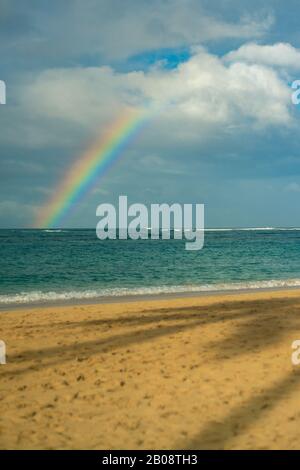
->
[2, 278, 300, 305]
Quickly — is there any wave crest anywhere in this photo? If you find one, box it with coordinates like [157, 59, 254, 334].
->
[2, 278, 300, 305]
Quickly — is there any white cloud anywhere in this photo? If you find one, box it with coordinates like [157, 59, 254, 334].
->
[131, 47, 291, 126]
[0, 42, 294, 150]
[225, 42, 300, 69]
[0, 45, 292, 153]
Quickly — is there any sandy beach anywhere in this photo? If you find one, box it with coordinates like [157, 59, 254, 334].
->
[1, 289, 300, 449]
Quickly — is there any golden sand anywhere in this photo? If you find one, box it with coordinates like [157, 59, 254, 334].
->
[1, 289, 300, 449]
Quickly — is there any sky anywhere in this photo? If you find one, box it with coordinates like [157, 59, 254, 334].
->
[1, 0, 300, 228]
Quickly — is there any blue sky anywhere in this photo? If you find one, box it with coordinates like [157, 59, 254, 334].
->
[1, 0, 300, 228]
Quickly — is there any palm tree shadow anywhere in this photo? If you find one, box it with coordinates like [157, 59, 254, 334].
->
[3, 297, 293, 377]
[182, 369, 300, 449]
[208, 305, 300, 362]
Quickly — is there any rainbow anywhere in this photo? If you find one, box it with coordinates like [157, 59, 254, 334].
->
[35, 108, 149, 228]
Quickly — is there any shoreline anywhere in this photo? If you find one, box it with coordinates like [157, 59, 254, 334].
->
[2, 284, 300, 312]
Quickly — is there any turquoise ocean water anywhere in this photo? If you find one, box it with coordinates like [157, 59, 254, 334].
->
[1, 228, 300, 305]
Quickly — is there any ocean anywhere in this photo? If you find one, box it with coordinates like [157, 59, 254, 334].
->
[1, 228, 300, 306]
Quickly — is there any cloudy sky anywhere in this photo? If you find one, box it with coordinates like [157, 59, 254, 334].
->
[1, 0, 300, 228]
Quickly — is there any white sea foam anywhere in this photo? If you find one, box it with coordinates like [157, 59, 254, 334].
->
[2, 278, 300, 305]
[43, 229, 63, 233]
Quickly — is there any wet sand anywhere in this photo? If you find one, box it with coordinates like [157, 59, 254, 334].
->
[1, 289, 300, 449]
